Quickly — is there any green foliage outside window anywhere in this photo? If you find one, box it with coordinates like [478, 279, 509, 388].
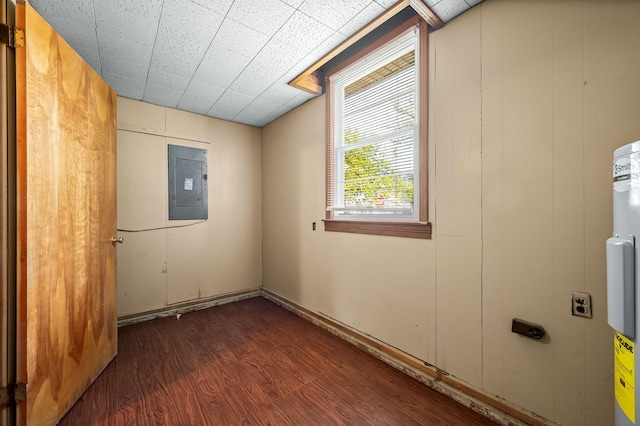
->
[343, 129, 414, 210]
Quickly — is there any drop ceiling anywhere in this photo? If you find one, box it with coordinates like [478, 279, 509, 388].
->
[29, 0, 482, 128]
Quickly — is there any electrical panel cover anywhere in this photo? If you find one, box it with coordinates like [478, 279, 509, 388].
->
[168, 144, 208, 220]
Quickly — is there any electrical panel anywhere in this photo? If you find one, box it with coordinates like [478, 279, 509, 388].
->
[168, 144, 208, 220]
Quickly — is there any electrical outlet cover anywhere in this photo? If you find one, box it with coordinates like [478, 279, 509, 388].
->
[572, 291, 592, 318]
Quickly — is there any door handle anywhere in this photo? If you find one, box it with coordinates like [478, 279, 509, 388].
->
[111, 236, 124, 246]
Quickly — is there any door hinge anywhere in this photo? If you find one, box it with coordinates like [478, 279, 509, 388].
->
[0, 382, 27, 407]
[0, 23, 25, 48]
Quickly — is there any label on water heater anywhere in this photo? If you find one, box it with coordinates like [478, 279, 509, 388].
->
[614, 157, 631, 192]
[615, 332, 635, 423]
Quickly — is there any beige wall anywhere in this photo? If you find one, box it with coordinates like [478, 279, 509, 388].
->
[116, 97, 262, 316]
[262, 1, 640, 425]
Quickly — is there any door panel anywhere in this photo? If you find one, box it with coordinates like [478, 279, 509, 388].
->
[17, 3, 117, 425]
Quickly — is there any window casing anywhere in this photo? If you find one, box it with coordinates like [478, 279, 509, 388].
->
[325, 18, 431, 239]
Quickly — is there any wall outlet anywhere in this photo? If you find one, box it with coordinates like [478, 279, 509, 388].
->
[572, 292, 592, 318]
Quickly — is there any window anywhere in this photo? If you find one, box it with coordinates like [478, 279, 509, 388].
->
[325, 18, 431, 239]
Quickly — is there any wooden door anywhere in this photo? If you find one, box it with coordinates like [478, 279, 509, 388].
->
[16, 3, 118, 425]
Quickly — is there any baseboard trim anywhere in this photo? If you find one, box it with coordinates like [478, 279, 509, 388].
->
[261, 288, 555, 426]
[117, 288, 262, 327]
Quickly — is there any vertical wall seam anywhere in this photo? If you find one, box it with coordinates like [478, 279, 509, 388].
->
[550, 0, 556, 418]
[581, 1, 587, 423]
[432, 30, 438, 369]
[479, 0, 484, 391]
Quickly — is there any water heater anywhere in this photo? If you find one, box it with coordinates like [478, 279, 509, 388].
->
[608, 141, 640, 425]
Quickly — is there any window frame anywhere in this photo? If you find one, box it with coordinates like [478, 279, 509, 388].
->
[324, 16, 431, 239]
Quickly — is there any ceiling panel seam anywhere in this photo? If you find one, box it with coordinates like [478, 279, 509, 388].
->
[175, 0, 235, 109]
[142, 0, 167, 101]
[212, 8, 336, 121]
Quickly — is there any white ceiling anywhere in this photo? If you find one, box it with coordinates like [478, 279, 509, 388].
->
[29, 0, 482, 128]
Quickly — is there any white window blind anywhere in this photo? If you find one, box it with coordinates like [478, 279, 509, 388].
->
[330, 28, 419, 219]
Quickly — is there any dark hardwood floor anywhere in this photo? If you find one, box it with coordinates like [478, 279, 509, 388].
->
[60, 297, 498, 425]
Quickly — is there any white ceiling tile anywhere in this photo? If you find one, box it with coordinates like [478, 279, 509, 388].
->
[48, 19, 96, 50]
[94, 1, 160, 67]
[207, 90, 256, 119]
[279, 0, 305, 9]
[233, 116, 267, 127]
[261, 91, 315, 124]
[280, 52, 323, 82]
[298, 0, 371, 31]
[190, 19, 269, 89]
[273, 11, 335, 54]
[430, 0, 471, 22]
[234, 100, 282, 126]
[226, 65, 283, 98]
[31, 0, 477, 127]
[143, 84, 183, 109]
[194, 51, 252, 89]
[147, 69, 190, 92]
[206, 91, 257, 121]
[205, 18, 270, 62]
[160, 0, 225, 26]
[190, 0, 235, 13]
[149, 1, 225, 75]
[286, 91, 316, 108]
[98, 33, 153, 66]
[177, 81, 226, 115]
[205, 109, 237, 122]
[100, 53, 149, 82]
[227, 0, 296, 38]
[30, 0, 95, 27]
[94, 0, 163, 36]
[339, 2, 385, 36]
[103, 73, 146, 99]
[310, 31, 349, 59]
[228, 39, 307, 96]
[260, 84, 302, 105]
[243, 96, 283, 113]
[465, 0, 484, 6]
[374, 0, 401, 8]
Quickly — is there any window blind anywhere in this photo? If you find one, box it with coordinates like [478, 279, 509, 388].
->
[330, 28, 419, 218]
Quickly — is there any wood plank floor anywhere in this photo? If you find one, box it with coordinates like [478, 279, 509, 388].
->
[60, 297, 498, 425]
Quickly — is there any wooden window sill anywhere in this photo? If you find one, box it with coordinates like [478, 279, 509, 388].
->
[323, 220, 432, 239]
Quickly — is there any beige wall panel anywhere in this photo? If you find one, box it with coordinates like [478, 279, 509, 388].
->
[550, 2, 588, 425]
[261, 97, 325, 306]
[117, 96, 166, 130]
[433, 8, 482, 239]
[502, 1, 556, 418]
[262, 96, 437, 363]
[166, 222, 211, 303]
[116, 129, 168, 315]
[116, 98, 262, 315]
[479, 1, 640, 423]
[320, 233, 436, 362]
[117, 231, 167, 316]
[431, 6, 482, 388]
[117, 130, 167, 230]
[583, 3, 640, 424]
[435, 236, 482, 386]
[261, 1, 640, 423]
[165, 132, 262, 304]
[165, 107, 212, 137]
[484, 0, 557, 419]
[480, 0, 506, 399]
